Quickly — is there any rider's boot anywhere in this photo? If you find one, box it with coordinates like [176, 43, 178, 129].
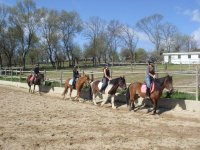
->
[145, 87, 150, 100]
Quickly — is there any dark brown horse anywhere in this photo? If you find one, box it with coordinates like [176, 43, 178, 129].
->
[27, 73, 44, 94]
[62, 74, 90, 101]
[126, 75, 173, 114]
[90, 77, 126, 109]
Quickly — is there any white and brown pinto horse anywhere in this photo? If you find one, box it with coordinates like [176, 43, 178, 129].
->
[90, 76, 126, 109]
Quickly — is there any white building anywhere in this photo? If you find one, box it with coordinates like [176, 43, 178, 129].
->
[163, 52, 200, 64]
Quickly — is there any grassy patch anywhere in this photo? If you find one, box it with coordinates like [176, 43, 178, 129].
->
[162, 90, 198, 100]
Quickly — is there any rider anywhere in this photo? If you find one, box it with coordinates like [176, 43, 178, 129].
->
[99, 64, 112, 94]
[72, 65, 80, 89]
[145, 59, 156, 99]
[31, 63, 40, 84]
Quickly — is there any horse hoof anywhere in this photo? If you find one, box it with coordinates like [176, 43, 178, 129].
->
[112, 106, 117, 109]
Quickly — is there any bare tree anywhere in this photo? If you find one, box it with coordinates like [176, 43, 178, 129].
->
[84, 16, 107, 66]
[106, 20, 123, 65]
[59, 10, 82, 67]
[121, 24, 138, 64]
[136, 14, 163, 53]
[161, 22, 178, 53]
[173, 33, 198, 52]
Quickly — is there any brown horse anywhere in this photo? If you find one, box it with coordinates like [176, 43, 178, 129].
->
[90, 76, 126, 109]
[27, 73, 44, 94]
[126, 75, 173, 114]
[62, 74, 90, 101]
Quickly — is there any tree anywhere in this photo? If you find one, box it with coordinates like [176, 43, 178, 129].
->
[106, 20, 123, 65]
[121, 24, 138, 63]
[59, 10, 82, 67]
[84, 16, 107, 66]
[135, 48, 148, 63]
[136, 14, 163, 53]
[0, 26, 18, 66]
[9, 0, 41, 69]
[40, 9, 60, 68]
[172, 33, 198, 52]
[0, 4, 9, 67]
[160, 22, 178, 53]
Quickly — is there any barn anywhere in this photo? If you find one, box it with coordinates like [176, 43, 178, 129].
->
[163, 52, 200, 64]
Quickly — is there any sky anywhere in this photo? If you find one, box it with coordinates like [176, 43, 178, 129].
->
[1, 0, 200, 51]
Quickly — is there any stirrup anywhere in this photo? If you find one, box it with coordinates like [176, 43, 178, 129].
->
[144, 96, 150, 100]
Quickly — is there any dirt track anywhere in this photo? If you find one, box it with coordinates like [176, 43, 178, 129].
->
[0, 85, 200, 150]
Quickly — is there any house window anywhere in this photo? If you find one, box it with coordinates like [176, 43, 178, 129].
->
[188, 55, 191, 59]
[178, 55, 181, 59]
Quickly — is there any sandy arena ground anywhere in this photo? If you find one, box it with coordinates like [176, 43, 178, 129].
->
[0, 85, 200, 150]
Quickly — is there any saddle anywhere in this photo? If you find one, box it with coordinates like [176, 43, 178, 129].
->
[30, 75, 36, 84]
[69, 78, 78, 89]
[141, 82, 155, 93]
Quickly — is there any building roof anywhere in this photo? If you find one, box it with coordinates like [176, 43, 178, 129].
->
[163, 52, 200, 55]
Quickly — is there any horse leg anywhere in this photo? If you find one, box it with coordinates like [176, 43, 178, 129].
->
[28, 84, 31, 93]
[101, 94, 110, 107]
[69, 88, 73, 100]
[38, 85, 41, 95]
[33, 84, 35, 93]
[129, 100, 135, 111]
[111, 95, 116, 109]
[152, 99, 157, 115]
[92, 93, 97, 105]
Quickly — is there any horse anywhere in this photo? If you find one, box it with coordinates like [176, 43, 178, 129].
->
[62, 74, 90, 101]
[90, 76, 126, 109]
[27, 73, 44, 94]
[126, 75, 173, 114]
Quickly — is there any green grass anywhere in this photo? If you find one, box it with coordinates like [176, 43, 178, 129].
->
[161, 90, 199, 100]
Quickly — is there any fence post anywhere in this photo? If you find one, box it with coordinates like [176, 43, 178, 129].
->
[91, 71, 94, 81]
[11, 69, 13, 82]
[19, 68, 21, 82]
[44, 70, 46, 80]
[60, 70, 63, 87]
[196, 67, 199, 101]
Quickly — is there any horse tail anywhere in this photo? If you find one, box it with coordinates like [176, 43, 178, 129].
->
[126, 84, 131, 106]
[62, 85, 68, 96]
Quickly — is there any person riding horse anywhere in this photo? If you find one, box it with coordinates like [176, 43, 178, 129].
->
[99, 64, 112, 94]
[145, 59, 156, 99]
[72, 66, 80, 89]
[30, 64, 40, 84]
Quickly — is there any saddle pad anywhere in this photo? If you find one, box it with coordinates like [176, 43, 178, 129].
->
[98, 82, 103, 90]
[141, 82, 155, 93]
[69, 79, 74, 85]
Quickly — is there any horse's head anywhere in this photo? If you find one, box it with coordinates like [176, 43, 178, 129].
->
[83, 74, 90, 85]
[164, 75, 173, 93]
[37, 73, 45, 84]
[118, 76, 127, 89]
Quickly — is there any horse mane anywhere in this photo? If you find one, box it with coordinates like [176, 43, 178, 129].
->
[109, 77, 124, 85]
[154, 75, 170, 90]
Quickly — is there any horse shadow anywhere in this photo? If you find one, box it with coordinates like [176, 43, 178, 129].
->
[156, 98, 187, 115]
[39, 81, 55, 94]
[113, 93, 187, 115]
[133, 97, 187, 115]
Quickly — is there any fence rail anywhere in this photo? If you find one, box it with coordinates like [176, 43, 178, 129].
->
[0, 67, 199, 101]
